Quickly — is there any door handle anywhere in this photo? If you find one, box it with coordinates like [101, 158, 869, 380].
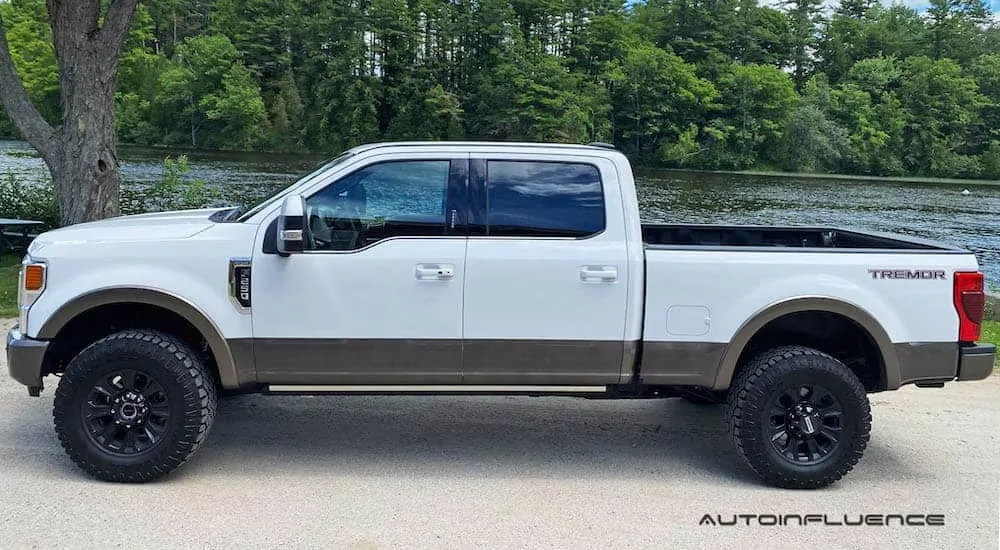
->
[580, 265, 618, 283]
[415, 263, 454, 280]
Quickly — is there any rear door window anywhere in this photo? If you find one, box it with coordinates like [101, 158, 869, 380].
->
[484, 160, 605, 238]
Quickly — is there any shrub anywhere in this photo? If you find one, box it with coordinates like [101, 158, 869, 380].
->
[0, 171, 60, 230]
[1, 155, 238, 229]
[121, 155, 227, 214]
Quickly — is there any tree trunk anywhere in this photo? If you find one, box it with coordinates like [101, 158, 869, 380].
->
[47, 39, 122, 223]
[49, 121, 121, 224]
[48, 149, 120, 224]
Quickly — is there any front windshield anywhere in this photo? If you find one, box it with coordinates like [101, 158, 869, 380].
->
[236, 151, 355, 221]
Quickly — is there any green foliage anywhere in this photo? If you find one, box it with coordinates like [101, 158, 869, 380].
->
[925, 0, 991, 65]
[263, 71, 306, 151]
[825, 57, 908, 175]
[210, 0, 292, 84]
[779, 104, 850, 173]
[0, 0, 59, 130]
[982, 142, 1000, 179]
[608, 39, 718, 164]
[970, 54, 1000, 150]
[709, 63, 798, 169]
[733, 2, 795, 67]
[898, 56, 985, 177]
[0, 254, 22, 318]
[633, 0, 741, 78]
[121, 155, 224, 214]
[980, 321, 1000, 366]
[782, 0, 825, 86]
[150, 34, 267, 149]
[0, 157, 226, 228]
[2, 0, 1000, 178]
[0, 171, 59, 229]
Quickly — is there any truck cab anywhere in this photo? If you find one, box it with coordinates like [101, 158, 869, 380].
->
[251, 143, 642, 388]
[7, 141, 994, 488]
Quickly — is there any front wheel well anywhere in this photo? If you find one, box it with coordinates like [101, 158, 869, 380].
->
[733, 310, 886, 392]
[42, 302, 221, 389]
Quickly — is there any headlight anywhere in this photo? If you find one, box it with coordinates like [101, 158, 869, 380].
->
[18, 256, 46, 332]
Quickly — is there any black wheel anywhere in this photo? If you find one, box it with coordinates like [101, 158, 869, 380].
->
[681, 390, 726, 405]
[724, 345, 871, 489]
[53, 329, 217, 482]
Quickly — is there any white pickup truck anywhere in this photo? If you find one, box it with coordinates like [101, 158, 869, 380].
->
[6, 141, 994, 488]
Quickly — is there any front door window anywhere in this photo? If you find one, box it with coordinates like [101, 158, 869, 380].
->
[304, 160, 451, 251]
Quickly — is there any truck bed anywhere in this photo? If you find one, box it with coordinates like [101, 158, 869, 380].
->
[637, 223, 979, 389]
[641, 224, 966, 252]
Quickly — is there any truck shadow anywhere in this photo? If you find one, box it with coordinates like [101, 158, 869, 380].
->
[0, 389, 919, 487]
[161, 393, 916, 487]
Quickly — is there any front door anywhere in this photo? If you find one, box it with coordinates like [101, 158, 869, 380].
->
[461, 155, 630, 385]
[250, 156, 469, 385]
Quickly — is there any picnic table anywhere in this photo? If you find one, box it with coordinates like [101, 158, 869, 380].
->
[0, 218, 43, 255]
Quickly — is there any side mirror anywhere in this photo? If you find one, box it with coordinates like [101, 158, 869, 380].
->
[277, 194, 306, 255]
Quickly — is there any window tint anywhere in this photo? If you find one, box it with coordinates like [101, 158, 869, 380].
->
[305, 160, 450, 251]
[486, 161, 605, 237]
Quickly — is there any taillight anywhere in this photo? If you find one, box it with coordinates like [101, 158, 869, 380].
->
[953, 271, 984, 342]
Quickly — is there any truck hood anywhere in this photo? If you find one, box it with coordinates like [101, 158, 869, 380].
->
[30, 207, 225, 249]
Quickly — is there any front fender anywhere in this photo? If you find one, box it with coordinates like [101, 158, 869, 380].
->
[28, 264, 252, 389]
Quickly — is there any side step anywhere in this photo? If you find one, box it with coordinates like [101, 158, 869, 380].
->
[264, 384, 609, 396]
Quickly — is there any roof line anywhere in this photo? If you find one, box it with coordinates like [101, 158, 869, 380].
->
[345, 140, 619, 154]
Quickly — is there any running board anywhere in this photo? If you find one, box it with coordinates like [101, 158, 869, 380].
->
[264, 384, 610, 396]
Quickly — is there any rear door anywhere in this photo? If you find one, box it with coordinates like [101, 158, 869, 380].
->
[461, 153, 630, 384]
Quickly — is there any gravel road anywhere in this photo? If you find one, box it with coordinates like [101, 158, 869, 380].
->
[0, 318, 997, 549]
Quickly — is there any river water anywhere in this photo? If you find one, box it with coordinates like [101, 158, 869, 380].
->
[2, 139, 999, 286]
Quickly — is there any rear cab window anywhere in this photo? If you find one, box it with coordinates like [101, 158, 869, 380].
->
[480, 160, 606, 238]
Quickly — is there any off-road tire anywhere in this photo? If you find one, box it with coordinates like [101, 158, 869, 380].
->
[53, 329, 217, 482]
[724, 345, 871, 489]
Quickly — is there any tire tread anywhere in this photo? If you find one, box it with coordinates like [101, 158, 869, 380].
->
[723, 345, 872, 489]
[52, 329, 217, 483]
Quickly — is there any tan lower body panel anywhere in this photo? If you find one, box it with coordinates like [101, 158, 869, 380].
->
[238, 338, 726, 387]
[461, 339, 624, 385]
[250, 338, 463, 385]
[638, 342, 727, 386]
[894, 342, 959, 386]
[266, 385, 608, 393]
[226, 338, 961, 391]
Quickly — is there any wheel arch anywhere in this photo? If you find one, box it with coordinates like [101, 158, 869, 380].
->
[36, 287, 249, 389]
[712, 297, 900, 392]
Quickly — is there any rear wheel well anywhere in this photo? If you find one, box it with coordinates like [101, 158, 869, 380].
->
[734, 310, 886, 392]
[42, 303, 221, 389]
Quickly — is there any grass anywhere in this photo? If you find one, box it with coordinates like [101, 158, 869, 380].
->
[0, 254, 19, 318]
[981, 321, 1000, 361]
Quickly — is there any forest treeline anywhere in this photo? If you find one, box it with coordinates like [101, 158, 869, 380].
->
[1, 0, 1000, 178]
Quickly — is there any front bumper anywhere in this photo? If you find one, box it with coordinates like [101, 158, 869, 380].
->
[6, 326, 49, 396]
[957, 343, 995, 381]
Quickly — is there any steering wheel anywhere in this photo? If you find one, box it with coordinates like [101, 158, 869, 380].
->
[305, 203, 362, 250]
[305, 203, 332, 249]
